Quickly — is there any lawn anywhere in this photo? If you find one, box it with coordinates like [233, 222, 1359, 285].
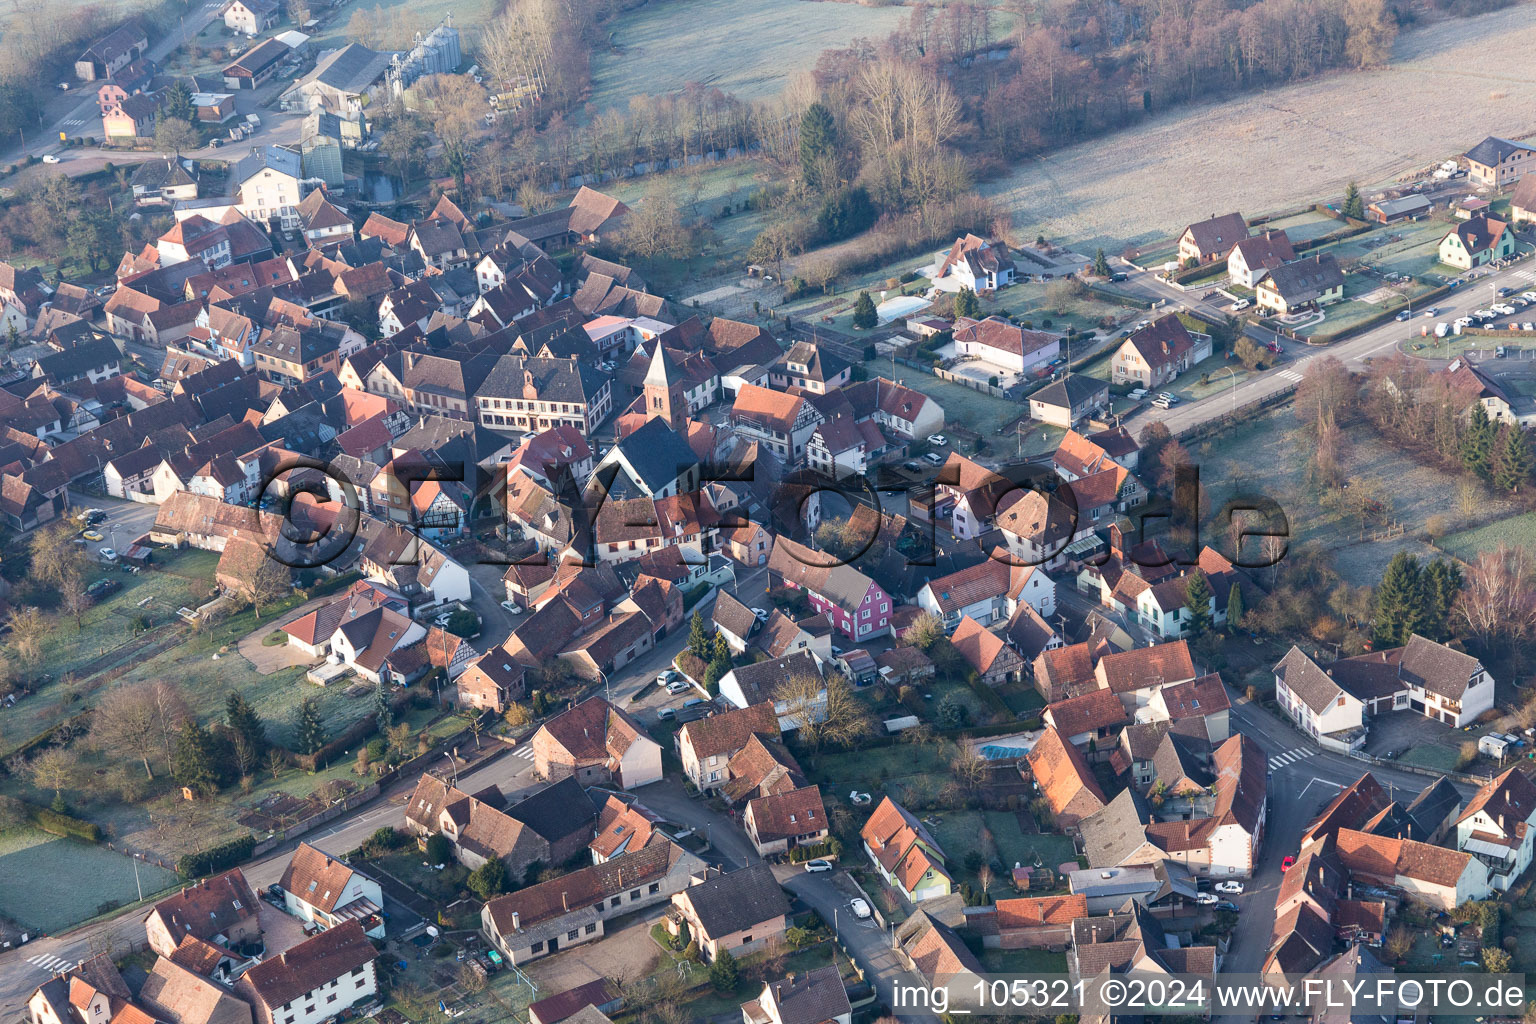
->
[800, 742, 951, 801]
[876, 370, 1026, 438]
[927, 810, 1080, 885]
[1261, 209, 1343, 244]
[1396, 743, 1464, 774]
[1439, 511, 1536, 561]
[588, 0, 911, 110]
[980, 947, 1070, 975]
[0, 826, 178, 933]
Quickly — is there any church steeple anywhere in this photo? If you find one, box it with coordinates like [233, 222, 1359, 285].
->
[641, 341, 688, 430]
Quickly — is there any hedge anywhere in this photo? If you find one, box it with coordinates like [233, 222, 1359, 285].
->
[1083, 284, 1154, 310]
[1307, 280, 1459, 346]
[178, 834, 255, 878]
[788, 838, 844, 862]
[305, 570, 363, 599]
[31, 806, 101, 842]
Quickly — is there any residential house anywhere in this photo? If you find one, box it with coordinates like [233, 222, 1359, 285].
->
[1335, 828, 1489, 910]
[766, 536, 893, 642]
[915, 557, 1056, 629]
[403, 774, 596, 881]
[144, 870, 261, 957]
[131, 159, 200, 207]
[770, 342, 851, 394]
[743, 786, 828, 857]
[895, 911, 983, 995]
[667, 863, 790, 962]
[234, 921, 377, 1024]
[951, 316, 1058, 374]
[732, 383, 822, 465]
[75, 22, 148, 81]
[1454, 767, 1536, 891]
[456, 646, 526, 713]
[1254, 254, 1346, 314]
[1438, 214, 1516, 270]
[1512, 174, 1536, 226]
[717, 652, 825, 733]
[740, 966, 851, 1024]
[531, 697, 662, 790]
[1463, 137, 1536, 187]
[480, 842, 706, 964]
[934, 234, 1015, 292]
[1227, 230, 1296, 288]
[930, 451, 1017, 541]
[277, 844, 385, 938]
[987, 893, 1088, 949]
[1043, 690, 1130, 754]
[1025, 726, 1108, 833]
[1273, 646, 1367, 744]
[677, 701, 779, 793]
[1177, 212, 1248, 264]
[1028, 374, 1110, 429]
[138, 957, 253, 1024]
[225, 0, 279, 35]
[950, 615, 1023, 686]
[1111, 316, 1211, 388]
[860, 796, 953, 903]
[234, 146, 305, 232]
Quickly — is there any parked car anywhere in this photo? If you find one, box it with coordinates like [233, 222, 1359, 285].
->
[922, 452, 945, 466]
[657, 669, 680, 685]
[1151, 396, 1173, 410]
[499, 600, 523, 614]
[1214, 880, 1243, 894]
[926, 434, 948, 447]
[751, 607, 770, 621]
[41, 154, 60, 164]
[849, 898, 872, 920]
[1522, 292, 1536, 303]
[804, 859, 833, 873]
[86, 579, 120, 599]
[1110, 272, 1128, 282]
[99, 547, 118, 561]
[682, 697, 707, 709]
[1281, 855, 1296, 872]
[666, 679, 691, 695]
[656, 707, 676, 721]
[1194, 892, 1219, 905]
[1214, 900, 1240, 913]
[1158, 392, 1179, 404]
[81, 529, 103, 542]
[1128, 388, 1148, 400]
[1232, 299, 1250, 311]
[902, 461, 921, 473]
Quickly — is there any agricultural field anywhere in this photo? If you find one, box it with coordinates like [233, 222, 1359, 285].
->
[981, 4, 1536, 251]
[588, 0, 912, 111]
[1438, 511, 1536, 562]
[0, 826, 178, 933]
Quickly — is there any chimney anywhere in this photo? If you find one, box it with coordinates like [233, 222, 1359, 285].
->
[511, 911, 520, 932]
[562, 891, 568, 911]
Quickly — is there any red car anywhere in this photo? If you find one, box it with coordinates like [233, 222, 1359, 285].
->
[1281, 855, 1295, 872]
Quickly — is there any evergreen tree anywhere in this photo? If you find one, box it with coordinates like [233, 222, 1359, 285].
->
[954, 287, 981, 319]
[225, 690, 267, 753]
[173, 721, 219, 795]
[1225, 583, 1245, 633]
[709, 947, 739, 992]
[1420, 559, 1463, 642]
[1495, 425, 1534, 493]
[374, 681, 393, 732]
[798, 102, 836, 190]
[296, 697, 327, 755]
[1183, 571, 1213, 636]
[1343, 182, 1364, 220]
[1093, 249, 1111, 277]
[712, 631, 731, 664]
[1461, 403, 1496, 479]
[1373, 552, 1423, 648]
[687, 611, 711, 659]
[467, 858, 509, 900]
[852, 291, 877, 329]
[162, 82, 194, 125]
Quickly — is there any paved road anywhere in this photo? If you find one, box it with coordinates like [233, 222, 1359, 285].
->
[1123, 257, 1536, 438]
[1216, 693, 1483, 974]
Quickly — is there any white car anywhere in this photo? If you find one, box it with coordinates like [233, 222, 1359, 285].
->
[499, 600, 524, 614]
[1524, 322, 1536, 332]
[922, 452, 945, 466]
[751, 607, 769, 621]
[849, 898, 872, 920]
[1522, 292, 1536, 303]
[99, 547, 118, 561]
[1151, 396, 1173, 410]
[41, 154, 60, 164]
[1214, 881, 1244, 894]
[803, 859, 833, 873]
[666, 679, 691, 694]
[926, 434, 948, 447]
[1194, 892, 1219, 906]
[1231, 299, 1250, 311]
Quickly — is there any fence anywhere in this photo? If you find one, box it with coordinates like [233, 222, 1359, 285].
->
[931, 366, 1010, 398]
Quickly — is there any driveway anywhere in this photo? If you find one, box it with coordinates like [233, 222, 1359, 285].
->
[235, 592, 339, 673]
[622, 778, 761, 872]
[525, 907, 668, 992]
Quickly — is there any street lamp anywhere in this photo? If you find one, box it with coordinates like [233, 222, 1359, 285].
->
[442, 752, 458, 787]
[1215, 366, 1239, 415]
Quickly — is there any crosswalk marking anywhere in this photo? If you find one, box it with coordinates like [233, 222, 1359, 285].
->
[1517, 269, 1536, 281]
[512, 746, 534, 760]
[61, 117, 87, 128]
[1276, 370, 1302, 383]
[1267, 747, 1309, 770]
[27, 954, 77, 973]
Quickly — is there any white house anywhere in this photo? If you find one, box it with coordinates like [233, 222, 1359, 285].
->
[234, 146, 306, 233]
[236, 921, 377, 1024]
[1455, 768, 1536, 891]
[277, 844, 385, 938]
[915, 558, 1055, 631]
[718, 652, 826, 733]
[1273, 646, 1366, 744]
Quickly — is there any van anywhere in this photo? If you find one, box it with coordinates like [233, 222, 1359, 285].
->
[682, 697, 706, 709]
[1128, 388, 1148, 400]
[1434, 322, 1449, 338]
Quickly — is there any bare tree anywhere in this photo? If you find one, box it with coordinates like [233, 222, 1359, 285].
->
[7, 606, 49, 665]
[950, 741, 988, 792]
[30, 519, 89, 589]
[91, 680, 187, 779]
[28, 744, 79, 803]
[775, 672, 871, 751]
[267, 748, 286, 780]
[1456, 544, 1536, 650]
[977, 863, 995, 901]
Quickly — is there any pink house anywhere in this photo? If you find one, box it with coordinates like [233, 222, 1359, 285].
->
[766, 536, 893, 642]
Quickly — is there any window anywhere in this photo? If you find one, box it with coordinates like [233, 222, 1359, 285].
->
[630, 889, 640, 900]
[649, 883, 660, 895]
[741, 935, 752, 945]
[610, 896, 621, 908]
[327, 996, 337, 1005]
[351, 967, 364, 977]
[585, 923, 597, 935]
[531, 941, 543, 953]
[567, 930, 579, 941]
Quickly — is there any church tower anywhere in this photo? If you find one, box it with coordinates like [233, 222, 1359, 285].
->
[642, 342, 689, 431]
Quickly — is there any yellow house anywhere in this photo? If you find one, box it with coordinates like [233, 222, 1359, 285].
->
[1254, 255, 1345, 314]
[1438, 215, 1515, 271]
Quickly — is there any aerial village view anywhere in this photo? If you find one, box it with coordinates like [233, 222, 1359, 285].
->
[3, 0, 1536, 1020]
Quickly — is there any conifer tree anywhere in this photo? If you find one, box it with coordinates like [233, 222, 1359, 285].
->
[1462, 403, 1496, 479]
[852, 291, 877, 330]
[1183, 571, 1213, 636]
[296, 698, 328, 755]
[1495, 425, 1534, 493]
[1373, 552, 1423, 648]
[1225, 583, 1245, 633]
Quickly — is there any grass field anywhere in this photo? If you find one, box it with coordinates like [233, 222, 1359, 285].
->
[878, 370, 1027, 438]
[588, 0, 911, 110]
[0, 827, 177, 933]
[981, 5, 1536, 250]
[1261, 210, 1340, 244]
[1438, 511, 1536, 562]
